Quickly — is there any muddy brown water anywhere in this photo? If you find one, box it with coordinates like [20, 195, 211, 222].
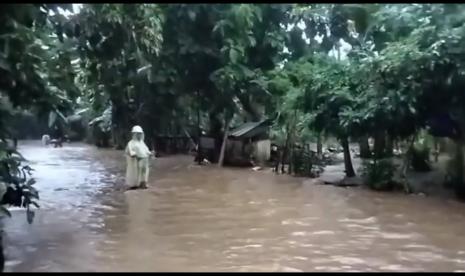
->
[3, 141, 465, 272]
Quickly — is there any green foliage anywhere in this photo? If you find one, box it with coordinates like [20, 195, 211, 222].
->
[291, 148, 324, 177]
[3, 3, 465, 201]
[0, 6, 76, 268]
[291, 148, 310, 177]
[362, 158, 397, 191]
[0, 4, 79, 111]
[0, 4, 77, 225]
[0, 142, 39, 222]
[7, 3, 465, 199]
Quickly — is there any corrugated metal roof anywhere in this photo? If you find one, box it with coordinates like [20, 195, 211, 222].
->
[229, 119, 271, 138]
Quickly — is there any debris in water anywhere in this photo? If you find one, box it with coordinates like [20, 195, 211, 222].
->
[5, 260, 23, 267]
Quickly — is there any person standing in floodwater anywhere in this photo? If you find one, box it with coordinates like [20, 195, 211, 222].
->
[125, 125, 153, 190]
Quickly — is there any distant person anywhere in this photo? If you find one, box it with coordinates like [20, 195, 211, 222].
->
[53, 137, 63, 148]
[41, 134, 51, 146]
[125, 125, 153, 190]
[270, 144, 279, 163]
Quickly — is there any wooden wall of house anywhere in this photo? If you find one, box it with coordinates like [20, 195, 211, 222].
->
[253, 139, 271, 164]
[224, 137, 271, 166]
[226, 140, 244, 159]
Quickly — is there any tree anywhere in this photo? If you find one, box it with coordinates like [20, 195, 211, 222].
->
[0, 4, 77, 271]
[68, 4, 164, 148]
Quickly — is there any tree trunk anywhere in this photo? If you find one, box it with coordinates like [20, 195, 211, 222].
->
[453, 115, 465, 198]
[400, 135, 416, 194]
[288, 111, 298, 175]
[197, 90, 202, 165]
[288, 145, 294, 175]
[218, 116, 232, 167]
[281, 123, 291, 174]
[280, 148, 286, 174]
[341, 137, 356, 177]
[395, 140, 401, 154]
[281, 141, 289, 174]
[274, 147, 281, 173]
[0, 232, 4, 272]
[374, 131, 386, 159]
[386, 135, 394, 157]
[209, 112, 223, 163]
[358, 136, 371, 158]
[334, 44, 356, 178]
[452, 140, 465, 198]
[433, 138, 440, 163]
[112, 125, 127, 150]
[317, 133, 323, 157]
[111, 97, 132, 150]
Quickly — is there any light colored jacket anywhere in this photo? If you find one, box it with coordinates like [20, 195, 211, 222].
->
[125, 133, 151, 187]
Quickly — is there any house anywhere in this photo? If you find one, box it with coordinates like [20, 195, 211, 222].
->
[225, 119, 273, 166]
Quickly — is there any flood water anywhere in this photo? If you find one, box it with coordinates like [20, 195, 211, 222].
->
[3, 141, 465, 272]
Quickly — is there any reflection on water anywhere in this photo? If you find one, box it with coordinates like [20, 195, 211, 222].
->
[3, 141, 465, 272]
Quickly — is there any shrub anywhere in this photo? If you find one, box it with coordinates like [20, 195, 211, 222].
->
[362, 158, 397, 191]
[410, 144, 431, 172]
[0, 141, 39, 271]
[444, 147, 465, 199]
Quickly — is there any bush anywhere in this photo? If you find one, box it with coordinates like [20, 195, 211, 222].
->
[0, 142, 39, 221]
[291, 149, 324, 178]
[0, 141, 39, 271]
[410, 144, 431, 172]
[362, 158, 397, 191]
[291, 148, 313, 176]
[444, 147, 465, 199]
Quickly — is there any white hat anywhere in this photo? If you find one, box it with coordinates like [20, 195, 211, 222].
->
[131, 125, 144, 133]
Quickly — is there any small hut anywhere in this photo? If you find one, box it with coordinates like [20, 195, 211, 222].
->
[225, 119, 273, 166]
